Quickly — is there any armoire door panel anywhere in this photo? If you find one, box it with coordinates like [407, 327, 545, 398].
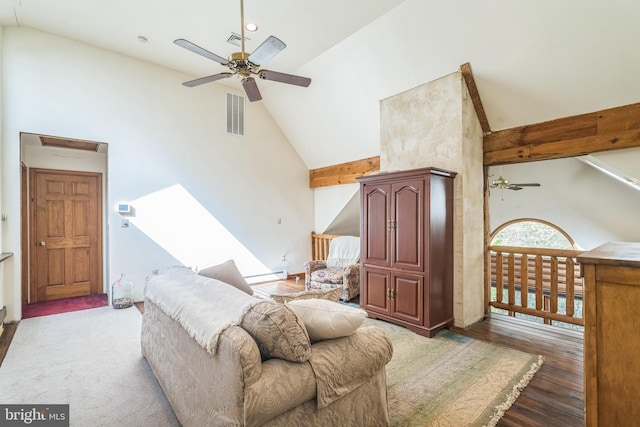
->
[362, 268, 390, 315]
[392, 180, 424, 271]
[391, 273, 423, 325]
[363, 185, 391, 267]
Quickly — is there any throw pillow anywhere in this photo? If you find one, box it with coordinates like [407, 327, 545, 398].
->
[198, 259, 253, 295]
[287, 299, 367, 343]
[270, 287, 342, 304]
[240, 301, 311, 362]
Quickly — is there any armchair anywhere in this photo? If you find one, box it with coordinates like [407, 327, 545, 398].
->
[304, 236, 361, 301]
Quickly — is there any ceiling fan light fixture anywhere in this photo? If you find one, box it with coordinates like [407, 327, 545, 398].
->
[174, 0, 311, 101]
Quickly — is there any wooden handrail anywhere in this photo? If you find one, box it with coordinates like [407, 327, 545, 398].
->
[490, 245, 583, 258]
[488, 245, 584, 326]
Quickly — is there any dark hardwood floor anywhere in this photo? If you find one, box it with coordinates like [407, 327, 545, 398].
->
[451, 313, 583, 427]
[3, 279, 584, 427]
[0, 322, 18, 367]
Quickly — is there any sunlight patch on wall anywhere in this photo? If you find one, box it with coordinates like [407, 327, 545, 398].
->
[129, 184, 269, 275]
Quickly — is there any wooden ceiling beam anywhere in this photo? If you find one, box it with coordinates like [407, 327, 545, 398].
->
[460, 63, 491, 135]
[484, 102, 640, 165]
[309, 156, 380, 188]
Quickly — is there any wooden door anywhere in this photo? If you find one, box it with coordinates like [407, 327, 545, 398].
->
[391, 179, 424, 272]
[30, 169, 103, 302]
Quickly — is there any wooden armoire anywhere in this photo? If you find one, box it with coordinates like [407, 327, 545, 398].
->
[357, 167, 456, 338]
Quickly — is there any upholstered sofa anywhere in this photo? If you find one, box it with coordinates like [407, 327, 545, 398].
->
[141, 266, 393, 427]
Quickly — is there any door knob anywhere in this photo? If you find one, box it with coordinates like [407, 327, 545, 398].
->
[39, 241, 46, 246]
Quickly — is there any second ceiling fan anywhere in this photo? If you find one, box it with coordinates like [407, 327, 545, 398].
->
[490, 175, 541, 191]
[174, 0, 311, 102]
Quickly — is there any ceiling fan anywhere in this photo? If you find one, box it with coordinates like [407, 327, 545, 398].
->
[173, 0, 311, 102]
[490, 175, 541, 191]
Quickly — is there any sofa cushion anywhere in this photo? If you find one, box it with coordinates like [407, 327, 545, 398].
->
[198, 259, 253, 295]
[270, 287, 342, 304]
[240, 301, 311, 362]
[287, 299, 367, 343]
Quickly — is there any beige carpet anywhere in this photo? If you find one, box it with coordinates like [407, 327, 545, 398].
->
[0, 307, 541, 427]
[365, 318, 544, 427]
[0, 306, 180, 427]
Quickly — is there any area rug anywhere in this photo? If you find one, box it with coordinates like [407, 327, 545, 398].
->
[365, 318, 544, 427]
[0, 307, 541, 426]
[22, 293, 108, 319]
[0, 306, 180, 426]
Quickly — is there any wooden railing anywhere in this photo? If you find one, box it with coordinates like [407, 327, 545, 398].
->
[311, 232, 340, 261]
[489, 245, 584, 326]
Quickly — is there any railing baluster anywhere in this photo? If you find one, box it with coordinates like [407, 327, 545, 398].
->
[496, 252, 503, 303]
[535, 255, 543, 310]
[508, 253, 516, 306]
[566, 257, 575, 317]
[521, 253, 528, 308]
[550, 256, 558, 313]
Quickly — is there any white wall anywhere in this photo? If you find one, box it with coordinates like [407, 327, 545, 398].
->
[489, 158, 640, 250]
[0, 25, 4, 314]
[1, 27, 314, 320]
[313, 183, 359, 234]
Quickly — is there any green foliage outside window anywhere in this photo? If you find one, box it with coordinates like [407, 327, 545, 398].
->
[491, 220, 574, 249]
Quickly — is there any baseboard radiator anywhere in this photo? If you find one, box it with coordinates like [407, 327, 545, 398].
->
[244, 270, 288, 285]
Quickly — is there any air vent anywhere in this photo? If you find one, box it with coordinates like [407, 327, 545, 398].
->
[226, 32, 250, 47]
[226, 92, 245, 136]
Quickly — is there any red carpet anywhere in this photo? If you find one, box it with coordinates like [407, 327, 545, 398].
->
[22, 294, 109, 319]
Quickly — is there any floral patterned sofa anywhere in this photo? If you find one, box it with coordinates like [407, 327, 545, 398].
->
[305, 235, 361, 301]
[141, 266, 392, 427]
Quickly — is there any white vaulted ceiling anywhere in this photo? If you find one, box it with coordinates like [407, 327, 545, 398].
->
[2, 0, 640, 170]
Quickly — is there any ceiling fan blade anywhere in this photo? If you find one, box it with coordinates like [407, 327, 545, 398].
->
[248, 36, 286, 65]
[174, 39, 229, 65]
[182, 73, 233, 87]
[242, 77, 262, 102]
[260, 70, 311, 87]
[507, 186, 524, 191]
[510, 183, 541, 187]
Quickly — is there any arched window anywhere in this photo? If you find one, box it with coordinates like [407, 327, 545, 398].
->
[490, 218, 580, 250]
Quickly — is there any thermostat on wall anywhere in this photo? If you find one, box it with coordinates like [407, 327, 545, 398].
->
[117, 203, 132, 214]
